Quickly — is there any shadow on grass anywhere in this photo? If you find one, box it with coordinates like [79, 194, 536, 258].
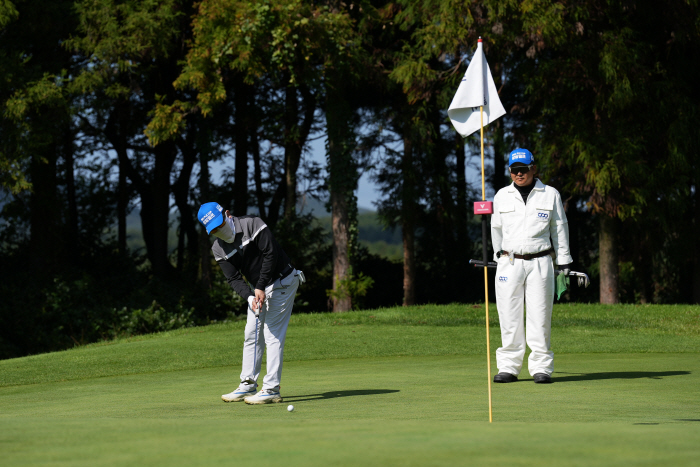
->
[553, 371, 690, 382]
[286, 389, 400, 403]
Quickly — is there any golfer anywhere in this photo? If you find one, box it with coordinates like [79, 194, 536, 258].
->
[490, 148, 572, 384]
[198, 202, 304, 404]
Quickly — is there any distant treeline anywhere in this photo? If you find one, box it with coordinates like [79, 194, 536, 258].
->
[1, 0, 699, 359]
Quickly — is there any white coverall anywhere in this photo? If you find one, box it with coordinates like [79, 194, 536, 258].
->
[239, 270, 302, 391]
[491, 179, 573, 376]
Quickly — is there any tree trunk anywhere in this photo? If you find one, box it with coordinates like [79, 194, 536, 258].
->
[266, 179, 286, 229]
[29, 144, 59, 273]
[402, 133, 416, 306]
[233, 76, 250, 215]
[284, 84, 299, 220]
[117, 156, 128, 255]
[599, 215, 619, 303]
[198, 141, 212, 290]
[693, 175, 700, 303]
[491, 120, 507, 194]
[63, 125, 79, 261]
[283, 84, 316, 221]
[139, 142, 177, 281]
[251, 112, 267, 221]
[566, 198, 581, 301]
[455, 133, 468, 244]
[173, 130, 198, 277]
[326, 74, 356, 312]
[105, 100, 130, 256]
[331, 189, 352, 311]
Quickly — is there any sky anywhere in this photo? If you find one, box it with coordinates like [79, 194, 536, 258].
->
[209, 129, 499, 214]
[304, 133, 498, 211]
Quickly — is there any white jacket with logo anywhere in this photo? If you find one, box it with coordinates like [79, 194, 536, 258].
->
[491, 179, 573, 266]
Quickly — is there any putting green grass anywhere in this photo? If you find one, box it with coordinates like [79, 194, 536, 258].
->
[1, 304, 699, 466]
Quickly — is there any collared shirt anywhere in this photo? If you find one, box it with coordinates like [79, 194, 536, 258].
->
[491, 179, 573, 266]
[211, 215, 292, 300]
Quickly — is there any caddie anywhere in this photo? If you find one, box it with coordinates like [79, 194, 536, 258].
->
[197, 202, 305, 404]
[490, 148, 573, 384]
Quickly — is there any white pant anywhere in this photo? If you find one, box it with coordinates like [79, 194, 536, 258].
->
[494, 256, 554, 376]
[239, 270, 301, 391]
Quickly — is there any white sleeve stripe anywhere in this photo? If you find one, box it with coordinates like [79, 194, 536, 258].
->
[241, 224, 267, 248]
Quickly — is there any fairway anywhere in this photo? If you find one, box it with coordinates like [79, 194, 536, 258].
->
[1, 304, 699, 466]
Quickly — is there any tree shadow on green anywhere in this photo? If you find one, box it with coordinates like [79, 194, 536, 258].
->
[553, 371, 690, 382]
[286, 389, 400, 403]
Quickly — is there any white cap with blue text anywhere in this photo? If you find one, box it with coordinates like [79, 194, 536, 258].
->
[197, 202, 224, 234]
[508, 148, 534, 166]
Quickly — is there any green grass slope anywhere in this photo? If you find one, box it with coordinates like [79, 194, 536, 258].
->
[1, 303, 699, 466]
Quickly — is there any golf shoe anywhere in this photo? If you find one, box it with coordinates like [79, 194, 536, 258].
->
[244, 389, 283, 405]
[493, 372, 518, 383]
[222, 386, 257, 402]
[533, 373, 552, 384]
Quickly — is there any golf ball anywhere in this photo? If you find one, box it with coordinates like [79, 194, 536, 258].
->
[287, 405, 294, 412]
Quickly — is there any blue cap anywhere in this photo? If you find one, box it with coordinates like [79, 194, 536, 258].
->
[508, 148, 534, 166]
[198, 202, 224, 234]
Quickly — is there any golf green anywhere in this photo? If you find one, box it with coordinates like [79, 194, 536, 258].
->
[2, 354, 699, 466]
[1, 304, 699, 465]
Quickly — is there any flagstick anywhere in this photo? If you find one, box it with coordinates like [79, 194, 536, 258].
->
[480, 105, 493, 423]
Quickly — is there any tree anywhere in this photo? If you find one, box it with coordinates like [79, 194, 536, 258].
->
[378, 0, 485, 304]
[167, 0, 360, 310]
[67, 0, 196, 281]
[489, 0, 700, 303]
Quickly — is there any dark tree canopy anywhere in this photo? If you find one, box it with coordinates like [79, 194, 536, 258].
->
[1, 0, 699, 358]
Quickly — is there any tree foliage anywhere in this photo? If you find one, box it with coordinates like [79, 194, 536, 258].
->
[1, 0, 699, 358]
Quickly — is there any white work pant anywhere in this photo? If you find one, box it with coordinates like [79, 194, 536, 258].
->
[494, 256, 554, 376]
[239, 271, 300, 391]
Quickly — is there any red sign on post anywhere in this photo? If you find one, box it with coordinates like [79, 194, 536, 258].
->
[473, 201, 493, 215]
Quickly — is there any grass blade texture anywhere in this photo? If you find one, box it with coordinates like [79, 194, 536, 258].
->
[1, 303, 699, 466]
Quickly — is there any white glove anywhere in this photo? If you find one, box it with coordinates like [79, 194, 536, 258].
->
[247, 295, 257, 315]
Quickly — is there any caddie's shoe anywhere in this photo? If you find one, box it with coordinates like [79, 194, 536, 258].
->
[221, 386, 257, 402]
[493, 372, 518, 383]
[533, 373, 552, 384]
[244, 389, 283, 405]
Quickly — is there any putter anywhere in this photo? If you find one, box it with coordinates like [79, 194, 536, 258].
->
[468, 259, 590, 288]
[253, 304, 260, 384]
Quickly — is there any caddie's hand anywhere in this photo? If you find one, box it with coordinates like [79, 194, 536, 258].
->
[254, 288, 266, 311]
[559, 263, 572, 276]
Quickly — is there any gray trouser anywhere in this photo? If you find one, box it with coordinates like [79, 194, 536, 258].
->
[239, 271, 300, 391]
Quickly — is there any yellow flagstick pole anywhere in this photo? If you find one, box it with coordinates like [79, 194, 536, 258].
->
[480, 105, 493, 423]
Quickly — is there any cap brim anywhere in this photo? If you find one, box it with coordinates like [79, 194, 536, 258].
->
[205, 212, 224, 234]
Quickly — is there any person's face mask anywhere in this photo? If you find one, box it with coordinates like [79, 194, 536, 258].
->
[212, 217, 236, 243]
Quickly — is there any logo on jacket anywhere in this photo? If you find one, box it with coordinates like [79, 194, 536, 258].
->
[498, 276, 508, 282]
[537, 212, 549, 219]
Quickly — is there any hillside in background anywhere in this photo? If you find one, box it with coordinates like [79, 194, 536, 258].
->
[125, 198, 402, 262]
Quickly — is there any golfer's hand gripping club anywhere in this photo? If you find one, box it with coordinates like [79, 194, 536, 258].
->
[253, 288, 265, 316]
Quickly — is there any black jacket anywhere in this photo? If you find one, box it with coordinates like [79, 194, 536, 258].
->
[211, 215, 292, 300]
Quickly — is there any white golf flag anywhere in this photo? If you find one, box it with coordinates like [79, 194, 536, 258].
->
[448, 39, 506, 137]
